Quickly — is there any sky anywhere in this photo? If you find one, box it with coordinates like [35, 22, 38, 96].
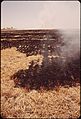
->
[1, 1, 80, 29]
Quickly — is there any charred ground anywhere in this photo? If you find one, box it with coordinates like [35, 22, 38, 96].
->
[1, 29, 80, 90]
[1, 29, 80, 118]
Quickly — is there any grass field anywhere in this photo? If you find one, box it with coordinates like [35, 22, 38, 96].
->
[1, 47, 80, 118]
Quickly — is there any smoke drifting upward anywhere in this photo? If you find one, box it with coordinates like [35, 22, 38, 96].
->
[60, 29, 80, 61]
[40, 29, 80, 71]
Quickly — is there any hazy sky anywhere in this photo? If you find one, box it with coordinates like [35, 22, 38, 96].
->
[1, 1, 80, 29]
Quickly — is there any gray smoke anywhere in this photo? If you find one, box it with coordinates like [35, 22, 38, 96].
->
[60, 29, 80, 62]
[41, 29, 80, 68]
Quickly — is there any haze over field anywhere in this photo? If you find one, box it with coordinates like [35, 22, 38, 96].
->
[1, 1, 80, 29]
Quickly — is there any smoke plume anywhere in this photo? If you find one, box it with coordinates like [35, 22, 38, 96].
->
[60, 29, 80, 61]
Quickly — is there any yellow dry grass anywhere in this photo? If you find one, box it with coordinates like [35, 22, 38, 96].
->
[1, 47, 80, 118]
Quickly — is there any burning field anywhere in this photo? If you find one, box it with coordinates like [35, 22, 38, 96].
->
[1, 29, 80, 118]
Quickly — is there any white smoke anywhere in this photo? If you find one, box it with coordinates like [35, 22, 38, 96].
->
[38, 1, 80, 65]
[60, 29, 80, 61]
